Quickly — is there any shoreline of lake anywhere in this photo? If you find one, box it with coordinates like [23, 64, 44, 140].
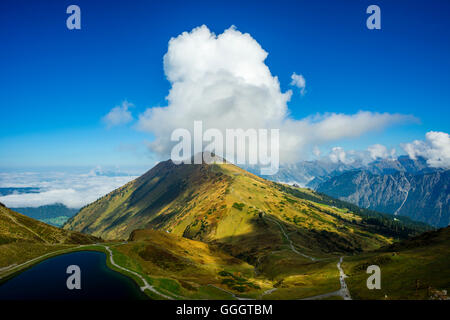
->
[0, 250, 148, 300]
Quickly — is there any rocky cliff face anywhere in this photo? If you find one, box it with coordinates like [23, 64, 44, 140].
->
[317, 170, 449, 227]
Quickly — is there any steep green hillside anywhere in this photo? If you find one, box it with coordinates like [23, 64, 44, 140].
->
[109, 226, 449, 300]
[116, 229, 262, 299]
[342, 226, 450, 300]
[103, 229, 348, 300]
[0, 203, 97, 245]
[0, 203, 98, 276]
[275, 183, 432, 237]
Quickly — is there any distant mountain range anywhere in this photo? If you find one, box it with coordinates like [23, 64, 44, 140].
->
[253, 156, 432, 188]
[308, 156, 435, 189]
[317, 169, 449, 227]
[254, 156, 448, 228]
[247, 161, 362, 188]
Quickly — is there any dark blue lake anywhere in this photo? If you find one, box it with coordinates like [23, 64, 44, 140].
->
[0, 251, 148, 300]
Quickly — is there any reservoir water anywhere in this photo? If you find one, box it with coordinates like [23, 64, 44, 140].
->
[0, 251, 148, 300]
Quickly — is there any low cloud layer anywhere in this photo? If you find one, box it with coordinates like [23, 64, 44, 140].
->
[137, 25, 415, 164]
[0, 170, 138, 208]
[402, 131, 450, 169]
[327, 144, 396, 165]
[324, 131, 450, 169]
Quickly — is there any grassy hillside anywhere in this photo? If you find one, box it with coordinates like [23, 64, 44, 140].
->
[0, 203, 98, 275]
[111, 227, 449, 300]
[117, 229, 260, 299]
[342, 227, 450, 300]
[0, 203, 97, 245]
[104, 229, 346, 300]
[275, 183, 432, 237]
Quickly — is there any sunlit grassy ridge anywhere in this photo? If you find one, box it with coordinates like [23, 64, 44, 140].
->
[277, 183, 432, 237]
[118, 229, 267, 299]
[101, 229, 348, 299]
[343, 226, 450, 300]
[0, 203, 97, 246]
[0, 203, 98, 274]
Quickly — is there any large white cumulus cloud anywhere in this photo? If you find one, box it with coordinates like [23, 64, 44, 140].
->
[402, 131, 450, 169]
[137, 25, 414, 164]
[138, 25, 290, 157]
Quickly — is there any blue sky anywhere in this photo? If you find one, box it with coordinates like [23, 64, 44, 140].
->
[1, 0, 449, 169]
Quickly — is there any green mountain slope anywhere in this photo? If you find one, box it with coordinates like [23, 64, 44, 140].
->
[0, 202, 98, 273]
[343, 226, 450, 300]
[0, 202, 97, 245]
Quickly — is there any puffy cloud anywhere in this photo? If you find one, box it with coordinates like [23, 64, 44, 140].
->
[137, 25, 416, 164]
[402, 131, 450, 169]
[290, 72, 306, 95]
[278, 111, 413, 163]
[329, 147, 354, 164]
[304, 112, 415, 142]
[102, 101, 134, 128]
[0, 170, 138, 208]
[313, 146, 321, 158]
[368, 144, 396, 160]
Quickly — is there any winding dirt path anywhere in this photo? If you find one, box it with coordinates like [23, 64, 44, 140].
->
[102, 244, 175, 300]
[301, 256, 352, 300]
[2, 210, 49, 244]
[264, 215, 317, 261]
[207, 284, 254, 300]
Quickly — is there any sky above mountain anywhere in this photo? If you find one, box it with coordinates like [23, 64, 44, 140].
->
[1, 0, 450, 169]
